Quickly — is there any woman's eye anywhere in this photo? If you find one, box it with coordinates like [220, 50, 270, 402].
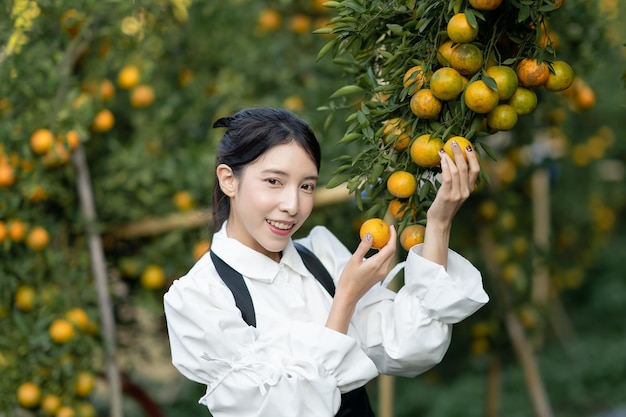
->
[302, 183, 316, 192]
[267, 178, 280, 186]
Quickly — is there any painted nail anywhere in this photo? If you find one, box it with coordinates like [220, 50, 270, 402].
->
[365, 233, 372, 241]
[451, 140, 459, 148]
[438, 148, 446, 154]
[466, 145, 473, 152]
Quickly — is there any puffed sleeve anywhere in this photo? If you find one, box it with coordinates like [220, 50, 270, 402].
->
[299, 227, 488, 379]
[163, 262, 378, 417]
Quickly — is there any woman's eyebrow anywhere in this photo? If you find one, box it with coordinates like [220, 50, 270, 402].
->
[261, 169, 318, 181]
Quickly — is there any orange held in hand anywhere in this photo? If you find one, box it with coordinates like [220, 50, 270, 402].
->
[400, 224, 426, 251]
[359, 218, 391, 249]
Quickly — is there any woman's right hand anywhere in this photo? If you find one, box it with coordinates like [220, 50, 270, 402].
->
[325, 227, 397, 333]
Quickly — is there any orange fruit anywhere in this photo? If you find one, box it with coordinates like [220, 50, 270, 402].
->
[289, 14, 312, 34]
[15, 285, 35, 311]
[117, 65, 141, 89]
[74, 371, 95, 397]
[42, 140, 71, 168]
[487, 104, 518, 131]
[26, 226, 50, 250]
[443, 136, 473, 163]
[387, 171, 417, 198]
[573, 80, 595, 110]
[545, 60, 574, 92]
[141, 265, 166, 289]
[554, 0, 565, 7]
[41, 394, 62, 415]
[99, 79, 115, 101]
[410, 89, 442, 119]
[399, 224, 426, 251]
[17, 382, 41, 408]
[449, 43, 484, 76]
[65, 308, 89, 331]
[65, 130, 80, 150]
[283, 95, 304, 112]
[383, 118, 411, 151]
[0, 221, 7, 242]
[178, 68, 194, 86]
[437, 40, 455, 66]
[388, 198, 416, 221]
[359, 218, 391, 249]
[30, 128, 54, 155]
[173, 191, 195, 211]
[56, 406, 75, 417]
[516, 58, 550, 88]
[0, 163, 15, 187]
[410, 134, 444, 168]
[508, 87, 537, 115]
[485, 65, 519, 100]
[464, 80, 499, 114]
[92, 109, 114, 132]
[403, 65, 426, 94]
[8, 219, 27, 242]
[257, 9, 281, 32]
[193, 240, 211, 260]
[469, 0, 503, 10]
[130, 84, 155, 107]
[430, 67, 464, 101]
[49, 318, 75, 343]
[447, 13, 478, 43]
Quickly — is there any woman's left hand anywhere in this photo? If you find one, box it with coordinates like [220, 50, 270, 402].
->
[427, 140, 481, 226]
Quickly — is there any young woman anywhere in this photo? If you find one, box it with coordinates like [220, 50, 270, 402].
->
[163, 107, 488, 417]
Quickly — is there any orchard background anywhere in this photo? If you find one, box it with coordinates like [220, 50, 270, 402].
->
[1, 0, 625, 417]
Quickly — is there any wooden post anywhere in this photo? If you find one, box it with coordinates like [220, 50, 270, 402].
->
[73, 146, 123, 417]
[531, 167, 550, 304]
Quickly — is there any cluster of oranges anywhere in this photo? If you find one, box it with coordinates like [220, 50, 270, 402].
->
[0, 219, 50, 251]
[349, 1, 579, 246]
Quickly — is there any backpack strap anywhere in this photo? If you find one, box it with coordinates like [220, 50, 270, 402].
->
[293, 242, 335, 297]
[210, 251, 256, 327]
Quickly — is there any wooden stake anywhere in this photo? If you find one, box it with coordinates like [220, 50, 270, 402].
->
[73, 145, 123, 417]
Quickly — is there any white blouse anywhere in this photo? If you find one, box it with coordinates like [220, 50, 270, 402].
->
[163, 224, 488, 417]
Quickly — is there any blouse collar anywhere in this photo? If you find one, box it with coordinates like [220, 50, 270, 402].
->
[210, 221, 312, 283]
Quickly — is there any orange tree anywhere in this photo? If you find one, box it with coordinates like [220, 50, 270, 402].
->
[317, 0, 626, 416]
[1, 0, 351, 416]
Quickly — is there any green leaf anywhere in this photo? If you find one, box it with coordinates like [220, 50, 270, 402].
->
[479, 141, 498, 161]
[419, 180, 432, 201]
[317, 39, 337, 61]
[483, 74, 497, 90]
[338, 132, 363, 143]
[387, 24, 404, 35]
[329, 84, 366, 99]
[326, 174, 352, 189]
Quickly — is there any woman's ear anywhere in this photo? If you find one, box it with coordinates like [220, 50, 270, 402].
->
[216, 164, 236, 197]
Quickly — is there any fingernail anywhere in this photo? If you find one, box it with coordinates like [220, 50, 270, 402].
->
[451, 140, 459, 148]
[466, 145, 473, 152]
[438, 149, 446, 154]
[365, 233, 372, 241]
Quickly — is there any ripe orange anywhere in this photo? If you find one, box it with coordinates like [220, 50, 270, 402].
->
[383, 118, 411, 151]
[65, 130, 80, 150]
[0, 163, 15, 187]
[508, 87, 537, 115]
[173, 191, 195, 211]
[8, 219, 27, 242]
[399, 224, 426, 251]
[487, 104, 518, 131]
[49, 318, 75, 343]
[485, 65, 519, 100]
[430, 67, 464, 101]
[447, 13, 478, 43]
[74, 371, 95, 397]
[573, 80, 595, 110]
[545, 60, 574, 92]
[117, 65, 141, 89]
[100, 79, 115, 101]
[17, 382, 41, 408]
[30, 129, 54, 155]
[469, 0, 503, 10]
[437, 40, 455, 66]
[15, 285, 35, 311]
[449, 43, 484, 76]
[193, 240, 211, 261]
[516, 58, 550, 88]
[410, 134, 444, 168]
[141, 265, 166, 289]
[443, 136, 473, 163]
[56, 406, 75, 417]
[92, 109, 115, 132]
[359, 218, 391, 249]
[41, 394, 61, 415]
[388, 198, 416, 221]
[410, 89, 442, 119]
[26, 226, 50, 250]
[66, 308, 89, 331]
[257, 9, 281, 32]
[403, 65, 426, 94]
[387, 171, 417, 198]
[130, 84, 155, 107]
[464, 80, 499, 114]
[289, 14, 312, 34]
[42, 141, 71, 168]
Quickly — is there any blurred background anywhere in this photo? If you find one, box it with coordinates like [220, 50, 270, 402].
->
[1, 0, 625, 416]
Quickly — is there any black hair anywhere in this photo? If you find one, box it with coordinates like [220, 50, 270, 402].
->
[211, 107, 321, 230]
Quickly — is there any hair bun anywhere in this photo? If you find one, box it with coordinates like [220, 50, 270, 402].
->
[213, 116, 235, 128]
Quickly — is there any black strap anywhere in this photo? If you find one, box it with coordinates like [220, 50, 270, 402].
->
[210, 245, 375, 417]
[210, 251, 257, 327]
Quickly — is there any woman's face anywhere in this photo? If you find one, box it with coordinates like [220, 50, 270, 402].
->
[224, 141, 318, 262]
